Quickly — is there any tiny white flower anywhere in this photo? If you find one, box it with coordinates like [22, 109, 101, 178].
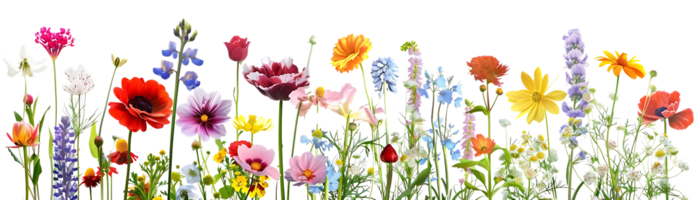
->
[582, 93, 593, 102]
[627, 170, 642, 182]
[678, 160, 689, 171]
[499, 119, 511, 128]
[63, 65, 95, 95]
[548, 149, 559, 163]
[591, 195, 601, 200]
[607, 141, 617, 149]
[583, 171, 597, 185]
[596, 164, 609, 177]
[524, 168, 537, 180]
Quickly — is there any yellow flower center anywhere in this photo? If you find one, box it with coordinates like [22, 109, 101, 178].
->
[529, 156, 538, 162]
[201, 114, 209, 122]
[302, 169, 315, 180]
[531, 92, 542, 102]
[537, 152, 546, 159]
[509, 144, 517, 151]
[312, 129, 324, 138]
[315, 87, 325, 98]
[538, 135, 545, 141]
[400, 155, 408, 162]
[480, 146, 488, 151]
[655, 150, 666, 158]
[116, 139, 128, 153]
[517, 147, 525, 153]
[251, 162, 262, 171]
[335, 159, 343, 166]
[84, 168, 95, 177]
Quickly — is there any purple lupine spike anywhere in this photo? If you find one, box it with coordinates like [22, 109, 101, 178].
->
[53, 116, 78, 200]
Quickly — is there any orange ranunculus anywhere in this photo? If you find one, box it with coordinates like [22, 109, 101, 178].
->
[596, 50, 646, 79]
[108, 77, 173, 132]
[470, 134, 496, 157]
[6, 121, 40, 148]
[330, 34, 372, 73]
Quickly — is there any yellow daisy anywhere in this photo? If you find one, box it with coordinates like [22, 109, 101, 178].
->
[506, 67, 566, 124]
[593, 49, 647, 79]
[233, 115, 273, 134]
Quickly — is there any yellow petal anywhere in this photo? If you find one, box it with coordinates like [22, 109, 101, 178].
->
[512, 98, 534, 112]
[541, 99, 560, 115]
[521, 72, 535, 92]
[506, 90, 531, 103]
[534, 67, 542, 92]
[516, 105, 532, 119]
[534, 103, 546, 123]
[526, 103, 539, 124]
[544, 90, 567, 101]
[604, 51, 617, 61]
[540, 74, 549, 93]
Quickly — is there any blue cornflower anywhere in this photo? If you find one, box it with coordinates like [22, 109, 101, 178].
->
[162, 41, 178, 59]
[153, 60, 174, 79]
[182, 48, 204, 66]
[301, 129, 333, 152]
[371, 57, 399, 97]
[438, 90, 453, 105]
[326, 160, 341, 192]
[180, 71, 201, 91]
[309, 186, 323, 194]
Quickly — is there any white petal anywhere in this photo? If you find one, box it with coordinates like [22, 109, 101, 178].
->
[261, 57, 271, 66]
[32, 65, 47, 73]
[5, 59, 19, 77]
[19, 45, 26, 59]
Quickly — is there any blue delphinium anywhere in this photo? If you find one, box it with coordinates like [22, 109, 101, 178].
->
[182, 48, 204, 66]
[300, 129, 333, 152]
[53, 116, 78, 200]
[371, 57, 399, 97]
[153, 60, 174, 79]
[180, 71, 201, 91]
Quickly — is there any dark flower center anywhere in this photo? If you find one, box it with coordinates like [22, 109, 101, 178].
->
[129, 96, 153, 113]
[655, 107, 668, 118]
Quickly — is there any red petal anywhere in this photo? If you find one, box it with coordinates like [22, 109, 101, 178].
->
[669, 109, 694, 130]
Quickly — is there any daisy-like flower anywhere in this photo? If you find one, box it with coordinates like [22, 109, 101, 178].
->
[506, 67, 567, 124]
[63, 65, 95, 95]
[232, 115, 273, 134]
[284, 152, 327, 186]
[5, 45, 47, 77]
[180, 164, 201, 184]
[176, 88, 232, 142]
[35, 27, 75, 60]
[107, 139, 138, 165]
[330, 34, 372, 73]
[244, 57, 310, 101]
[596, 50, 646, 79]
[638, 91, 694, 130]
[80, 168, 101, 188]
[97, 166, 118, 177]
[300, 129, 333, 152]
[327, 83, 385, 125]
[6, 121, 40, 148]
[233, 145, 281, 180]
[466, 56, 509, 87]
[371, 57, 399, 97]
[108, 77, 173, 132]
[213, 149, 227, 163]
[470, 134, 495, 157]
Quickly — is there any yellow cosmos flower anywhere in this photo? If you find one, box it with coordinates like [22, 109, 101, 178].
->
[595, 50, 645, 79]
[213, 149, 227, 163]
[330, 34, 372, 73]
[506, 67, 567, 124]
[233, 115, 273, 134]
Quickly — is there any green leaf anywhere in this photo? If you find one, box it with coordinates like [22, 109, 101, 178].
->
[26, 106, 34, 125]
[468, 105, 490, 116]
[32, 157, 42, 186]
[49, 130, 54, 169]
[469, 167, 486, 186]
[219, 185, 236, 199]
[214, 139, 224, 151]
[501, 181, 525, 193]
[572, 181, 584, 200]
[396, 163, 432, 199]
[214, 174, 221, 184]
[36, 106, 50, 142]
[491, 145, 511, 166]
[463, 181, 481, 191]
[14, 111, 22, 121]
[89, 124, 99, 158]
[8, 149, 23, 167]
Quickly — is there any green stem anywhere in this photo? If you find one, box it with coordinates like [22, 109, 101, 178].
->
[195, 148, 208, 199]
[198, 136, 211, 175]
[277, 100, 286, 200]
[384, 164, 394, 200]
[338, 115, 351, 199]
[487, 114, 492, 200]
[441, 105, 451, 197]
[22, 75, 27, 119]
[545, 113, 551, 158]
[323, 177, 329, 200]
[90, 188, 93, 200]
[664, 119, 669, 200]
[24, 146, 29, 200]
[49, 58, 58, 200]
[166, 38, 186, 198]
[100, 148, 104, 200]
[98, 67, 118, 136]
[122, 131, 133, 200]
[358, 63, 374, 112]
[605, 75, 621, 192]
[234, 61, 241, 142]
[286, 102, 302, 200]
[428, 90, 438, 197]
[568, 147, 574, 200]
[433, 103, 443, 196]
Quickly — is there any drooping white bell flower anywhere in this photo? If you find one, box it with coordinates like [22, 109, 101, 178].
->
[5, 44, 48, 78]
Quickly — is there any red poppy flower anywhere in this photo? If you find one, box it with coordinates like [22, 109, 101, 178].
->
[638, 90, 694, 130]
[467, 56, 509, 87]
[243, 57, 310, 101]
[97, 166, 118, 177]
[224, 36, 250, 62]
[80, 168, 101, 188]
[380, 144, 398, 163]
[107, 139, 138, 165]
[228, 140, 252, 158]
[109, 77, 173, 132]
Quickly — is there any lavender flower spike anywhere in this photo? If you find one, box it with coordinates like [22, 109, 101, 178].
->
[53, 116, 78, 200]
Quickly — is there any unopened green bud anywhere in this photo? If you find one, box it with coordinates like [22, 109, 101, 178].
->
[649, 70, 657, 78]
[588, 88, 596, 94]
[309, 35, 317, 45]
[191, 141, 201, 149]
[171, 172, 182, 182]
[189, 30, 198, 42]
[650, 85, 657, 93]
[213, 192, 221, 198]
[348, 123, 358, 132]
[203, 175, 214, 186]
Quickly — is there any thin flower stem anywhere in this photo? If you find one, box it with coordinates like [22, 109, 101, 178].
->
[24, 146, 30, 200]
[384, 164, 394, 200]
[428, 89, 439, 197]
[122, 131, 133, 200]
[277, 100, 287, 200]
[568, 146, 574, 200]
[338, 115, 351, 199]
[98, 67, 118, 137]
[631, 77, 654, 155]
[605, 75, 621, 192]
[441, 105, 450, 197]
[433, 101, 443, 196]
[53, 59, 57, 125]
[487, 113, 492, 200]
[664, 119, 669, 200]
[90, 188, 93, 200]
[166, 38, 186, 198]
[22, 75, 27, 119]
[195, 148, 208, 199]
[359, 63, 374, 112]
[100, 148, 104, 200]
[235, 61, 241, 141]
[285, 102, 302, 200]
[198, 136, 211, 175]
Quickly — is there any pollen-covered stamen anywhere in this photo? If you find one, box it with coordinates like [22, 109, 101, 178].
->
[315, 87, 325, 98]
[302, 169, 315, 180]
[200, 114, 209, 122]
[129, 96, 153, 113]
[251, 162, 262, 171]
[531, 92, 542, 102]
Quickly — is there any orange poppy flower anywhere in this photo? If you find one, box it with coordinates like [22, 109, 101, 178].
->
[330, 34, 372, 73]
[108, 77, 173, 132]
[470, 134, 496, 157]
[596, 50, 646, 79]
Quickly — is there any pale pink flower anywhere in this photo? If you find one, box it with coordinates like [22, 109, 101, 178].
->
[233, 145, 280, 180]
[327, 83, 384, 125]
[284, 152, 327, 186]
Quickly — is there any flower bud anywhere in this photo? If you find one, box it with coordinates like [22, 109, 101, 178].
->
[154, 156, 161, 160]
[171, 172, 181, 182]
[588, 88, 596, 94]
[203, 175, 214, 186]
[144, 161, 150, 165]
[159, 149, 166, 155]
[191, 141, 201, 149]
[367, 167, 374, 175]
[348, 123, 358, 132]
[670, 148, 679, 155]
[213, 192, 221, 198]
[94, 136, 104, 147]
[176, 165, 180, 169]
[496, 88, 503, 95]
[221, 169, 228, 174]
[380, 144, 399, 163]
[479, 85, 486, 92]
[649, 70, 657, 78]
[189, 30, 198, 42]
[24, 94, 34, 105]
[137, 175, 145, 182]
[206, 151, 211, 155]
[650, 85, 657, 93]
[309, 35, 317, 45]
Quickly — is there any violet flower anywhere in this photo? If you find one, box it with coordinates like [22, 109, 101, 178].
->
[53, 116, 78, 200]
[176, 88, 232, 142]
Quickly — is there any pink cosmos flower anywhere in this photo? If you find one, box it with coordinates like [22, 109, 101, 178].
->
[243, 57, 310, 101]
[35, 27, 75, 60]
[284, 152, 327, 186]
[176, 88, 232, 142]
[234, 145, 281, 180]
[288, 86, 344, 117]
[326, 83, 384, 125]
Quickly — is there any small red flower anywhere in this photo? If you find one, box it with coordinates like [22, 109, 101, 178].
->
[243, 57, 310, 101]
[97, 166, 118, 177]
[107, 139, 138, 165]
[108, 77, 173, 132]
[228, 140, 252, 158]
[80, 168, 101, 188]
[638, 90, 694, 130]
[467, 56, 510, 87]
[380, 144, 398, 163]
[224, 36, 250, 62]
[24, 94, 34, 105]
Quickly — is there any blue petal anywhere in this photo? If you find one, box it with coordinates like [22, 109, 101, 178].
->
[419, 158, 427, 165]
[424, 70, 430, 79]
[435, 75, 447, 89]
[300, 135, 311, 145]
[161, 72, 171, 80]
[455, 97, 463, 108]
[161, 50, 173, 57]
[192, 58, 204, 66]
[183, 57, 190, 66]
[438, 66, 443, 73]
[444, 139, 456, 151]
[451, 150, 461, 161]
[153, 68, 163, 76]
